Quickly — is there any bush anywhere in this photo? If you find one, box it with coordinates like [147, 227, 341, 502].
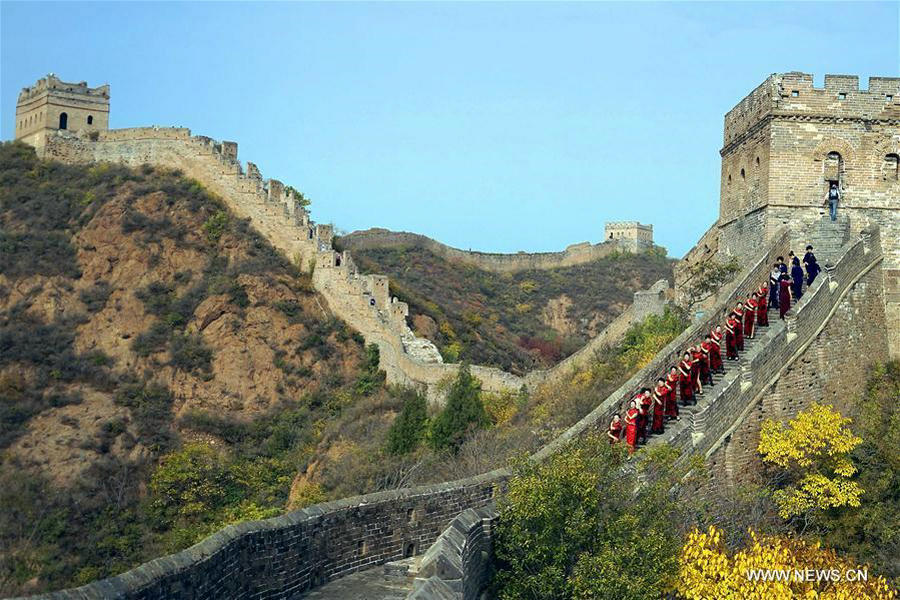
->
[492, 439, 686, 600]
[202, 210, 229, 243]
[114, 381, 175, 454]
[79, 281, 113, 313]
[169, 333, 213, 374]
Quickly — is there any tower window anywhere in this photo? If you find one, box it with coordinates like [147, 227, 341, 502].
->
[740, 168, 745, 179]
[87, 115, 93, 125]
[59, 112, 68, 130]
[791, 90, 799, 97]
[837, 93, 847, 100]
[884, 154, 899, 181]
[756, 156, 760, 166]
[887, 95, 894, 102]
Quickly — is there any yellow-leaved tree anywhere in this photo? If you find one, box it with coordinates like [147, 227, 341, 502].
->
[757, 403, 863, 520]
[675, 527, 897, 600]
[676, 526, 896, 600]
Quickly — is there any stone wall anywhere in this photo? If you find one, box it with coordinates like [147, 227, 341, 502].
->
[17, 219, 881, 600]
[35, 129, 670, 402]
[714, 72, 900, 358]
[408, 507, 497, 600]
[338, 228, 662, 274]
[707, 238, 889, 482]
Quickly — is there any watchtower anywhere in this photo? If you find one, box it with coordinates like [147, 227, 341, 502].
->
[14, 74, 109, 151]
[604, 221, 653, 252]
[718, 72, 900, 356]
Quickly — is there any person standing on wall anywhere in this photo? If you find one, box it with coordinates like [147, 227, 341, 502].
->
[779, 271, 792, 319]
[651, 379, 669, 435]
[624, 401, 639, 453]
[803, 245, 820, 286]
[791, 257, 805, 300]
[756, 284, 769, 327]
[665, 366, 680, 420]
[679, 353, 694, 406]
[828, 182, 840, 221]
[769, 263, 781, 310]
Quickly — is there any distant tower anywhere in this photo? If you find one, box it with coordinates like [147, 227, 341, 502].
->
[14, 74, 109, 151]
[604, 221, 653, 252]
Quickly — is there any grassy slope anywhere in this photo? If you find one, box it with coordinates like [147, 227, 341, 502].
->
[344, 243, 675, 373]
[0, 142, 400, 595]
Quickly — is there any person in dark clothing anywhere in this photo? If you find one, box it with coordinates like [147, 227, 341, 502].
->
[790, 257, 804, 300]
[828, 183, 840, 221]
[769, 263, 781, 310]
[803, 245, 820, 286]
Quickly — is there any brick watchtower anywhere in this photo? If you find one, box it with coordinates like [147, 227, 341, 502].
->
[14, 74, 109, 152]
[717, 72, 900, 356]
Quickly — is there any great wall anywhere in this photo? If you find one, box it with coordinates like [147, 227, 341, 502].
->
[35, 123, 669, 403]
[10, 71, 900, 599]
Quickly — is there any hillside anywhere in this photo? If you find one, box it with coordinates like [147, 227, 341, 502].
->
[338, 239, 675, 373]
[0, 142, 404, 595]
[0, 141, 689, 596]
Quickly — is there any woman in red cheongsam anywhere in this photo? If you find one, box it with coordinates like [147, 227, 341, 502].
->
[757, 284, 769, 327]
[624, 401, 639, 453]
[744, 293, 757, 339]
[666, 366, 680, 420]
[607, 414, 623, 444]
[679, 352, 694, 405]
[652, 378, 669, 434]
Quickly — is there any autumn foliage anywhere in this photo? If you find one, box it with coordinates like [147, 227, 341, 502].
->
[758, 403, 863, 519]
[676, 526, 896, 600]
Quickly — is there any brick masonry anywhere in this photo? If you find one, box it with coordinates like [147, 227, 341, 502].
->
[675, 72, 900, 358]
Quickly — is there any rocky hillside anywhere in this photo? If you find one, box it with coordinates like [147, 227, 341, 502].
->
[339, 240, 675, 373]
[0, 142, 402, 595]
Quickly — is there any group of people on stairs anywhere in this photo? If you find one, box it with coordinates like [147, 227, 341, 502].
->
[606, 245, 821, 453]
[768, 246, 820, 319]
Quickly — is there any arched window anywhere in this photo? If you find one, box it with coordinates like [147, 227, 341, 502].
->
[884, 154, 899, 181]
[824, 151, 842, 182]
[756, 156, 760, 167]
[59, 112, 68, 130]
[87, 115, 93, 125]
[740, 168, 746, 179]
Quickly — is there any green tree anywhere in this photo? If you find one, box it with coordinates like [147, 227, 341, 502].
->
[817, 361, 900, 578]
[429, 364, 488, 452]
[682, 256, 740, 310]
[354, 343, 384, 395]
[492, 439, 687, 600]
[385, 387, 427, 455]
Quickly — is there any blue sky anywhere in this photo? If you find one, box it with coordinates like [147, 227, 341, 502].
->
[2, 2, 898, 257]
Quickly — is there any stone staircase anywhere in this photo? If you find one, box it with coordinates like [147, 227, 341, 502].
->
[645, 318, 772, 453]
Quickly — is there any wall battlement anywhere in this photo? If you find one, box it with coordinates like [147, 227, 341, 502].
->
[723, 72, 900, 148]
[339, 227, 660, 274]
[34, 125, 666, 402]
[19, 219, 884, 600]
[710, 72, 900, 358]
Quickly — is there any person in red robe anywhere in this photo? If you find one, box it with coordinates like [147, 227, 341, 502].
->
[607, 414, 623, 444]
[690, 345, 704, 395]
[700, 336, 714, 385]
[710, 326, 725, 372]
[733, 303, 745, 351]
[757, 284, 769, 327]
[652, 378, 669, 434]
[665, 366, 680, 420]
[638, 389, 653, 444]
[679, 352, 694, 405]
[725, 316, 738, 360]
[779, 272, 792, 319]
[624, 400, 639, 453]
[744, 293, 757, 339]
